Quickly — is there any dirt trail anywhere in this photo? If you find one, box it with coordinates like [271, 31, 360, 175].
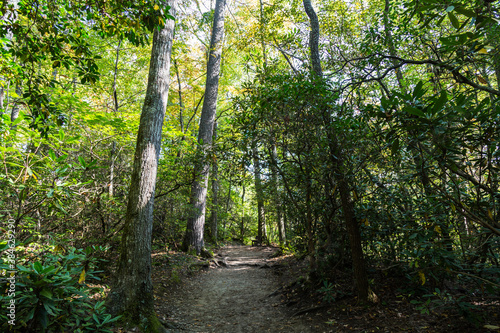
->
[162, 245, 329, 333]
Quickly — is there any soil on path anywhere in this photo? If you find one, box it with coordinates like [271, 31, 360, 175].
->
[159, 245, 331, 333]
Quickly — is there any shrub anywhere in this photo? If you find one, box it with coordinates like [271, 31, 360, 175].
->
[0, 244, 119, 332]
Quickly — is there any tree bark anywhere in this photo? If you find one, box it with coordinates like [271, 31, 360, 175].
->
[241, 182, 245, 240]
[253, 143, 266, 244]
[383, 0, 405, 91]
[10, 84, 22, 127]
[302, 0, 322, 77]
[271, 142, 286, 245]
[182, 0, 226, 254]
[210, 121, 219, 244]
[303, 0, 369, 301]
[109, 39, 121, 197]
[108, 2, 176, 330]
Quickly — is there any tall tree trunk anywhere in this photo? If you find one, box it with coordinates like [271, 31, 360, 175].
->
[383, 0, 405, 91]
[271, 142, 286, 245]
[210, 121, 219, 244]
[0, 83, 5, 113]
[253, 143, 266, 244]
[241, 182, 245, 240]
[174, 58, 187, 158]
[10, 84, 22, 127]
[108, 3, 176, 330]
[109, 39, 121, 197]
[302, 0, 322, 77]
[109, 141, 116, 197]
[303, 0, 370, 301]
[182, 0, 226, 254]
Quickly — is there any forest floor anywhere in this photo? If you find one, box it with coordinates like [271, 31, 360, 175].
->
[152, 244, 331, 332]
[112, 244, 499, 333]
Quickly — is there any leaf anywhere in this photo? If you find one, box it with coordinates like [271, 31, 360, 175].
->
[79, 269, 86, 284]
[484, 325, 500, 330]
[54, 245, 66, 254]
[455, 7, 475, 18]
[448, 12, 460, 29]
[40, 288, 53, 299]
[391, 138, 400, 155]
[432, 91, 448, 114]
[477, 48, 488, 54]
[56, 154, 68, 162]
[405, 106, 425, 117]
[78, 156, 87, 168]
[48, 149, 56, 161]
[418, 271, 426, 285]
[445, 5, 454, 12]
[412, 81, 425, 99]
[477, 75, 488, 84]
[33, 261, 43, 274]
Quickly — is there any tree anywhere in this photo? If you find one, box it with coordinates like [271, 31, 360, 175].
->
[182, 0, 226, 254]
[108, 1, 176, 330]
[302, 0, 370, 301]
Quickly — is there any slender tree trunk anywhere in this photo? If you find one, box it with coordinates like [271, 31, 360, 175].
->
[10, 84, 22, 127]
[305, 172, 315, 268]
[303, 0, 370, 301]
[113, 39, 121, 113]
[302, 0, 322, 77]
[241, 182, 245, 240]
[271, 142, 286, 245]
[210, 121, 219, 244]
[259, 0, 267, 67]
[109, 39, 121, 197]
[383, 0, 405, 91]
[253, 143, 266, 244]
[174, 58, 187, 158]
[109, 141, 116, 197]
[182, 0, 226, 254]
[0, 84, 5, 113]
[108, 3, 176, 330]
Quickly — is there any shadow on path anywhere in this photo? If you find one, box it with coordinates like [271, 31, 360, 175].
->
[160, 245, 330, 333]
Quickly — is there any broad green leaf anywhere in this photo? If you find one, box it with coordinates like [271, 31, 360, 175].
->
[448, 12, 460, 29]
[78, 156, 87, 168]
[432, 91, 448, 114]
[412, 81, 425, 99]
[406, 106, 425, 117]
[40, 288, 53, 299]
[56, 154, 68, 162]
[455, 7, 476, 18]
[33, 261, 43, 274]
[48, 149, 56, 161]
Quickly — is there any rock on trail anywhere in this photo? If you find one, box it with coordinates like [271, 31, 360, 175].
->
[162, 245, 328, 333]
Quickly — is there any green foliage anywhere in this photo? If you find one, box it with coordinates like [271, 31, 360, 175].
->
[0, 245, 119, 332]
[318, 281, 340, 304]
